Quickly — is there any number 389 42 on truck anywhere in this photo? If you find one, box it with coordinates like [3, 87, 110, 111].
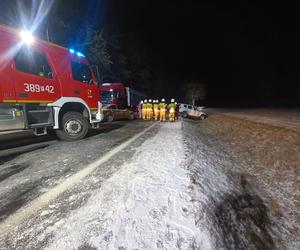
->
[0, 25, 104, 141]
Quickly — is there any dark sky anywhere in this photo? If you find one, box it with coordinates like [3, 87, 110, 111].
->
[108, 0, 299, 106]
[0, 0, 299, 106]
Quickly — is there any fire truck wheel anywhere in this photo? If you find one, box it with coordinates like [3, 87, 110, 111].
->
[56, 112, 89, 141]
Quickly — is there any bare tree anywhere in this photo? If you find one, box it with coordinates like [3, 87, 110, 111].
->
[87, 29, 115, 82]
[184, 82, 206, 105]
[89, 30, 113, 67]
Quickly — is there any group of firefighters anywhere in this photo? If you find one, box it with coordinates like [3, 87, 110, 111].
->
[140, 99, 177, 122]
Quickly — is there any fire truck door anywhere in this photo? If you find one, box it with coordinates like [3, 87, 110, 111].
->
[70, 61, 99, 109]
[13, 47, 60, 103]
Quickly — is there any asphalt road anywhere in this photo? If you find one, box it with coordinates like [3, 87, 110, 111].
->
[0, 121, 154, 222]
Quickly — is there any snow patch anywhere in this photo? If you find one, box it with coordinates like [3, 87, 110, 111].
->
[45, 122, 213, 250]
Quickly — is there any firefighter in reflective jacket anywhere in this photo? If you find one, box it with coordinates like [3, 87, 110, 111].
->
[153, 100, 159, 121]
[169, 99, 176, 122]
[142, 100, 147, 120]
[159, 99, 167, 121]
[147, 99, 153, 120]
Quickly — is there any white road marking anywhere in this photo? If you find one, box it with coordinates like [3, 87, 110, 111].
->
[0, 122, 158, 236]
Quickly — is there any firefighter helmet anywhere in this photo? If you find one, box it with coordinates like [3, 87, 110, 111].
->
[171, 99, 175, 102]
[149, 99, 152, 102]
[141, 100, 143, 104]
[144, 99, 147, 103]
[161, 98, 165, 102]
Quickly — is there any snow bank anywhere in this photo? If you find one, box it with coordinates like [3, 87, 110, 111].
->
[45, 122, 213, 250]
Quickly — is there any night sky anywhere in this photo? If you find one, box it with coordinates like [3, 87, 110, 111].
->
[0, 0, 299, 106]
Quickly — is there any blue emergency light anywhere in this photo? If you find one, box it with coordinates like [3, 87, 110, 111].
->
[69, 49, 85, 57]
[77, 52, 85, 57]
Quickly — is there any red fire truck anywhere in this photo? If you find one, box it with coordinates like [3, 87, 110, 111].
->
[100, 83, 146, 108]
[0, 25, 104, 141]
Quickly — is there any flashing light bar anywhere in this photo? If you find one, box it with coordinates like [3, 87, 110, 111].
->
[77, 52, 85, 57]
[69, 48, 85, 57]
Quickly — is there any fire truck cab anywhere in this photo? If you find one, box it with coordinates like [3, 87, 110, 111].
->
[0, 25, 104, 140]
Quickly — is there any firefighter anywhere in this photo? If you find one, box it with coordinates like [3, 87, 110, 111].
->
[169, 99, 176, 122]
[142, 99, 147, 120]
[147, 99, 153, 120]
[159, 98, 167, 121]
[153, 100, 160, 121]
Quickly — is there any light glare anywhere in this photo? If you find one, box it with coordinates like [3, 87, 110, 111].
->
[20, 31, 34, 45]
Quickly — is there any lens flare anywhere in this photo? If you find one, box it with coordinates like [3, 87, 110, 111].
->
[20, 30, 34, 45]
[0, 1, 54, 71]
[17, 0, 55, 34]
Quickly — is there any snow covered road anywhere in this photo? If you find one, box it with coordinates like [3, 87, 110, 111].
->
[0, 116, 299, 249]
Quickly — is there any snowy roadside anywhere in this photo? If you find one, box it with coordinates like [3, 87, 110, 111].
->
[183, 115, 300, 249]
[44, 122, 214, 250]
[208, 108, 300, 133]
